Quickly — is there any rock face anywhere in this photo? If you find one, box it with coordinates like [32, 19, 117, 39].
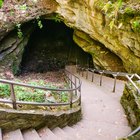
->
[55, 0, 140, 73]
[121, 82, 140, 129]
[120, 81, 140, 139]
[0, 0, 140, 74]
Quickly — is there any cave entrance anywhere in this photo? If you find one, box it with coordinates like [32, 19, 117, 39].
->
[20, 20, 93, 73]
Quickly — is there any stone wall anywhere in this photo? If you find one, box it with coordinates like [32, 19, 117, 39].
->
[0, 106, 81, 131]
[120, 81, 140, 140]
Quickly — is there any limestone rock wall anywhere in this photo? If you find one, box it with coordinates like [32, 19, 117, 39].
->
[0, 0, 139, 74]
[0, 24, 33, 74]
[55, 0, 140, 73]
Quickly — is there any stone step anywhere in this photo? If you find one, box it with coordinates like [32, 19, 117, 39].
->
[62, 126, 83, 140]
[22, 128, 41, 140]
[0, 129, 2, 140]
[3, 129, 24, 140]
[52, 127, 73, 140]
[38, 127, 59, 140]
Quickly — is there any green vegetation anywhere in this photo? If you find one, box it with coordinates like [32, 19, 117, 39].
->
[0, 0, 3, 8]
[36, 17, 43, 29]
[19, 4, 27, 11]
[16, 23, 23, 38]
[95, 0, 140, 32]
[0, 80, 69, 103]
[132, 19, 140, 32]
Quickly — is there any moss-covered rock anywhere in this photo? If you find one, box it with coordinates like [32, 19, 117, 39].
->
[121, 81, 140, 139]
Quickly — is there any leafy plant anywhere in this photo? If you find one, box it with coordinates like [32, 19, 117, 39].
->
[16, 23, 23, 38]
[0, 83, 10, 98]
[36, 17, 43, 29]
[0, 79, 69, 103]
[60, 92, 69, 102]
[102, 0, 123, 30]
[19, 4, 27, 11]
[132, 20, 140, 32]
[51, 15, 61, 23]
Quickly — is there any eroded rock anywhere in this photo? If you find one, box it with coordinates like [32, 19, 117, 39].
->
[0, 0, 139, 73]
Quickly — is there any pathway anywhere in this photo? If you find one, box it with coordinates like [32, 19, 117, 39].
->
[2, 66, 131, 140]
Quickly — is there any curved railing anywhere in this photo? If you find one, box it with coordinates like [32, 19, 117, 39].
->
[76, 65, 140, 137]
[0, 69, 81, 109]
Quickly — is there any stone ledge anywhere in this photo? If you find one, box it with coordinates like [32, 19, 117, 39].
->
[0, 106, 81, 131]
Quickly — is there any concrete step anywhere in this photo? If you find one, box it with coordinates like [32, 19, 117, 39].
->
[52, 127, 73, 140]
[62, 126, 84, 140]
[38, 127, 59, 140]
[3, 129, 24, 140]
[22, 128, 41, 140]
[72, 124, 116, 140]
[0, 129, 2, 140]
[77, 120, 131, 139]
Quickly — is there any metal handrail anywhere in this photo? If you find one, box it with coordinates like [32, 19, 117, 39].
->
[77, 66, 140, 92]
[77, 65, 140, 137]
[0, 69, 81, 109]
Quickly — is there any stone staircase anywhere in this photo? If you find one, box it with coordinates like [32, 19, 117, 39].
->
[0, 67, 132, 140]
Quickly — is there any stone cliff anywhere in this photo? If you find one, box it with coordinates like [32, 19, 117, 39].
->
[0, 0, 139, 74]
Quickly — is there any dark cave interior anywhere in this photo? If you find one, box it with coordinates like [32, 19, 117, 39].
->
[20, 20, 93, 73]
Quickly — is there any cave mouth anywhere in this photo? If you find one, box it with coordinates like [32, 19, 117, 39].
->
[20, 20, 93, 73]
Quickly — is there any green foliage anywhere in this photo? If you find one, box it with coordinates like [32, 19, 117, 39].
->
[0, 0, 3, 8]
[60, 92, 69, 102]
[16, 24, 23, 38]
[15, 90, 45, 103]
[102, 1, 113, 13]
[51, 15, 61, 23]
[37, 20, 43, 29]
[54, 15, 61, 23]
[0, 80, 69, 103]
[109, 18, 115, 30]
[102, 0, 123, 30]
[132, 20, 140, 32]
[19, 4, 27, 11]
[117, 0, 123, 9]
[36, 17, 43, 29]
[0, 83, 10, 98]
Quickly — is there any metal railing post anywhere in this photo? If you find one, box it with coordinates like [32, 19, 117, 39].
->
[78, 86, 81, 106]
[113, 76, 117, 92]
[86, 69, 88, 79]
[70, 91, 73, 108]
[82, 68, 84, 77]
[10, 84, 17, 109]
[70, 75, 73, 88]
[75, 77, 77, 96]
[91, 70, 94, 82]
[92, 70, 94, 82]
[100, 72, 103, 86]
